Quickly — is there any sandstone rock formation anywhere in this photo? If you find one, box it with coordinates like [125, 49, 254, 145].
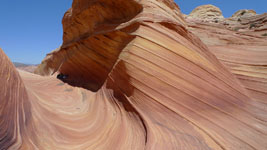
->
[186, 6, 267, 105]
[186, 5, 224, 23]
[186, 4, 267, 35]
[231, 9, 257, 19]
[225, 12, 267, 33]
[0, 48, 34, 150]
[2, 1, 267, 150]
[14, 62, 37, 73]
[34, 48, 62, 76]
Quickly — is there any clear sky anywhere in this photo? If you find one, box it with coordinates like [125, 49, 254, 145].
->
[0, 0, 72, 64]
[0, 0, 266, 64]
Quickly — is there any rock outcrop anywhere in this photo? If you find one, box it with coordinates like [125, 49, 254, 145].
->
[231, 9, 257, 19]
[224, 12, 267, 32]
[34, 48, 62, 76]
[186, 6, 267, 105]
[0, 49, 36, 150]
[186, 5, 224, 23]
[185, 4, 267, 35]
[2, 1, 267, 150]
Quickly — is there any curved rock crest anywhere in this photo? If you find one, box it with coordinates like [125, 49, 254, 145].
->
[2, 1, 267, 150]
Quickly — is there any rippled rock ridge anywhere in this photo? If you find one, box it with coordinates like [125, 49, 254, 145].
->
[1, 1, 267, 150]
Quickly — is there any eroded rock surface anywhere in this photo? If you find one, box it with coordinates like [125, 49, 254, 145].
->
[186, 5, 267, 105]
[231, 9, 257, 19]
[0, 49, 36, 150]
[186, 4, 224, 23]
[185, 4, 267, 35]
[2, 1, 267, 150]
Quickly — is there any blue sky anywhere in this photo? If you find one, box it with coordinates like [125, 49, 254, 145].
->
[0, 0, 72, 64]
[0, 0, 266, 64]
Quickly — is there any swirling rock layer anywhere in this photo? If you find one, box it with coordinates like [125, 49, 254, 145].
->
[186, 7, 267, 104]
[2, 1, 267, 150]
[0, 49, 36, 150]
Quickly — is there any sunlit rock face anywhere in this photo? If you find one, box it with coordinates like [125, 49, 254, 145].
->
[186, 5, 224, 23]
[225, 11, 267, 32]
[231, 9, 257, 19]
[34, 47, 63, 76]
[36, 0, 186, 92]
[0, 49, 36, 150]
[2, 0, 267, 150]
[185, 4, 267, 34]
[186, 6, 267, 105]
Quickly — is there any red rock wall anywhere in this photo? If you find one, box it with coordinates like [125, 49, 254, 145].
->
[32, 0, 267, 149]
[3, 1, 267, 149]
[0, 49, 37, 149]
[186, 9, 267, 104]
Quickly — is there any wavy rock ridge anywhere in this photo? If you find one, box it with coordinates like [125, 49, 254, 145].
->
[2, 1, 267, 150]
[186, 5, 267, 104]
[0, 49, 36, 150]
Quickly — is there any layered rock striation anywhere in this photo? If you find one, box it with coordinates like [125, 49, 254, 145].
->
[0, 49, 37, 150]
[186, 5, 267, 105]
[186, 5, 224, 23]
[185, 4, 267, 36]
[2, 1, 267, 150]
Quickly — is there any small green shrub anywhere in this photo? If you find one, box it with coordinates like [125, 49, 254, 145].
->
[249, 23, 256, 29]
[262, 33, 267, 36]
[233, 27, 241, 31]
